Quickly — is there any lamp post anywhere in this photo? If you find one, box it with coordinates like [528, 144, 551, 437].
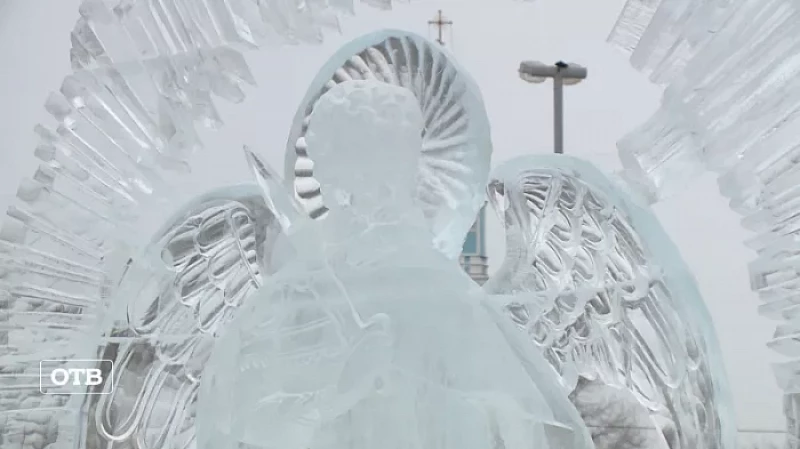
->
[518, 60, 587, 154]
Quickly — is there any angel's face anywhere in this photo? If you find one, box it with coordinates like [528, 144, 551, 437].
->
[305, 80, 423, 213]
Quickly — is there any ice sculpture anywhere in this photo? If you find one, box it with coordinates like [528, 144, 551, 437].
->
[609, 0, 800, 445]
[484, 155, 735, 449]
[284, 30, 492, 259]
[0, 0, 747, 448]
[196, 80, 594, 449]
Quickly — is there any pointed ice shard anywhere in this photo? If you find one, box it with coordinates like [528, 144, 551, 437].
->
[243, 146, 303, 234]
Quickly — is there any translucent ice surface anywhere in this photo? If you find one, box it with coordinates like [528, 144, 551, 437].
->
[284, 30, 492, 260]
[484, 155, 735, 449]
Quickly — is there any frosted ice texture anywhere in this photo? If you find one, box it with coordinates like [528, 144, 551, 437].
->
[284, 30, 492, 260]
[484, 155, 735, 449]
[196, 80, 593, 449]
[609, 0, 800, 444]
[0, 0, 749, 448]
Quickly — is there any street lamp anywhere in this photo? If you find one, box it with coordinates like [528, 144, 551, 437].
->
[518, 60, 588, 154]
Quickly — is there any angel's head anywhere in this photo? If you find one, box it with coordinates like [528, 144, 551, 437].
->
[305, 80, 423, 217]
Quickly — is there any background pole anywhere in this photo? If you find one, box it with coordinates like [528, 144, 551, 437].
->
[553, 72, 564, 154]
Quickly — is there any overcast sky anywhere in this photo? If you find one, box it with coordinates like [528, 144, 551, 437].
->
[0, 0, 785, 435]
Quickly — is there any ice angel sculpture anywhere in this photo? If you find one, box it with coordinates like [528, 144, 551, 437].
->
[0, 2, 738, 449]
[196, 79, 594, 449]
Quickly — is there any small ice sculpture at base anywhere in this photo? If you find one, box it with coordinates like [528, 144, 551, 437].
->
[195, 80, 593, 449]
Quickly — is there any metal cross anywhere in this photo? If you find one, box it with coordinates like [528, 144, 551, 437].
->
[428, 10, 453, 46]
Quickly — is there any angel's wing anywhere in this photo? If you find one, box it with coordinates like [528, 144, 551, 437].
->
[483, 155, 735, 449]
[0, 179, 283, 449]
[92, 185, 281, 449]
